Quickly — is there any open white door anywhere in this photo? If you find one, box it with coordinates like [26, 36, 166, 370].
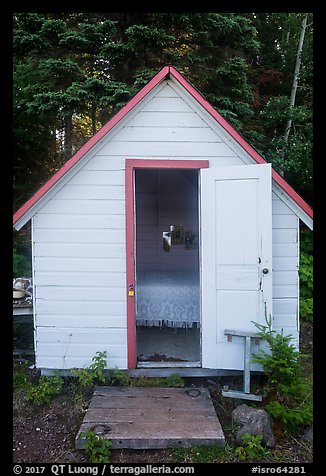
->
[201, 164, 272, 370]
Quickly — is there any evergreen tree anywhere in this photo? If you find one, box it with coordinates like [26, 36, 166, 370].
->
[13, 12, 313, 209]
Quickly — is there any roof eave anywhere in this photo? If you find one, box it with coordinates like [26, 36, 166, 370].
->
[13, 65, 171, 230]
[13, 64, 313, 231]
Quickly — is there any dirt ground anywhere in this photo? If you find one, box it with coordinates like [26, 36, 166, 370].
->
[12, 322, 313, 464]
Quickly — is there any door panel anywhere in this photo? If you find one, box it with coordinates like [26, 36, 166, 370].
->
[201, 164, 272, 370]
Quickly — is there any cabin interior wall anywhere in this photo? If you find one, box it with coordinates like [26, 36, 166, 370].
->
[135, 169, 200, 364]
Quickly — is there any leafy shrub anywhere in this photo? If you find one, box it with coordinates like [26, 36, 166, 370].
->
[13, 246, 31, 277]
[235, 434, 271, 462]
[25, 375, 64, 405]
[71, 351, 108, 387]
[81, 429, 112, 463]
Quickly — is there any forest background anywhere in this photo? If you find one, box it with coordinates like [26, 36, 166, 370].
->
[13, 12, 313, 266]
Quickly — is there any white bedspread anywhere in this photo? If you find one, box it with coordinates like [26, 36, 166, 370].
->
[136, 271, 200, 328]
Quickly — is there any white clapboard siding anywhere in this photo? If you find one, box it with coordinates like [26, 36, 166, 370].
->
[155, 84, 179, 97]
[273, 243, 298, 257]
[34, 271, 126, 287]
[34, 243, 126, 258]
[125, 111, 209, 128]
[273, 256, 298, 271]
[273, 270, 298, 286]
[33, 213, 125, 229]
[272, 199, 295, 215]
[36, 327, 127, 345]
[273, 314, 299, 328]
[36, 286, 125, 302]
[34, 257, 125, 272]
[273, 298, 298, 315]
[140, 96, 194, 112]
[272, 193, 299, 347]
[272, 214, 298, 229]
[37, 299, 126, 315]
[87, 154, 241, 171]
[37, 355, 127, 370]
[272, 228, 298, 243]
[97, 141, 236, 157]
[55, 185, 125, 200]
[69, 170, 125, 186]
[38, 199, 124, 215]
[112, 126, 221, 143]
[33, 228, 125, 244]
[37, 315, 126, 328]
[35, 328, 127, 368]
[273, 285, 298, 299]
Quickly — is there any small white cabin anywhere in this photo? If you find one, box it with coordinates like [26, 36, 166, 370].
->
[13, 65, 313, 375]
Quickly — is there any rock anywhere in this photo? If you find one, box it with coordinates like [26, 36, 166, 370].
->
[232, 404, 257, 426]
[232, 404, 275, 449]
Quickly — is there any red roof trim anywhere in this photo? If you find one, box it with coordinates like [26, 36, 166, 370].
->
[168, 66, 313, 220]
[13, 64, 312, 226]
[13, 66, 170, 225]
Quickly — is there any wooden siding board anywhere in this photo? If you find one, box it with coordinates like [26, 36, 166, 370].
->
[38, 357, 127, 369]
[33, 229, 125, 244]
[154, 84, 179, 97]
[34, 243, 125, 258]
[33, 213, 125, 229]
[97, 141, 236, 157]
[272, 228, 298, 243]
[112, 126, 221, 143]
[68, 170, 125, 186]
[36, 286, 125, 301]
[54, 185, 125, 200]
[272, 194, 299, 343]
[37, 300, 126, 315]
[37, 199, 125, 215]
[140, 96, 194, 112]
[36, 327, 127, 343]
[34, 271, 126, 287]
[125, 111, 209, 128]
[272, 214, 298, 229]
[34, 257, 125, 272]
[37, 315, 126, 328]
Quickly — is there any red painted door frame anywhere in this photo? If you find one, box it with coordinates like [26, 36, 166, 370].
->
[125, 158, 209, 369]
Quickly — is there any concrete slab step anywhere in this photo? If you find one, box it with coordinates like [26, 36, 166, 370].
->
[75, 386, 225, 450]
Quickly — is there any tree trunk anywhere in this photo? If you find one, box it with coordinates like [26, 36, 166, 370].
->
[283, 14, 308, 142]
[64, 115, 73, 161]
[91, 102, 97, 135]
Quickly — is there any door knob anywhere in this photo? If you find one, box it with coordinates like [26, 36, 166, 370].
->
[262, 268, 269, 274]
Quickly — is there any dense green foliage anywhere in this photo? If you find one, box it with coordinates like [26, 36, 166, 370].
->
[299, 228, 313, 322]
[13, 13, 313, 211]
[252, 316, 313, 433]
[80, 429, 112, 463]
[13, 246, 31, 277]
[25, 375, 64, 405]
[71, 350, 108, 387]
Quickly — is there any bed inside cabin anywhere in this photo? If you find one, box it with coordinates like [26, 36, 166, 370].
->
[135, 168, 201, 366]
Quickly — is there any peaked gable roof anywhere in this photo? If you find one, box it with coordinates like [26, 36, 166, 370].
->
[13, 65, 313, 230]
